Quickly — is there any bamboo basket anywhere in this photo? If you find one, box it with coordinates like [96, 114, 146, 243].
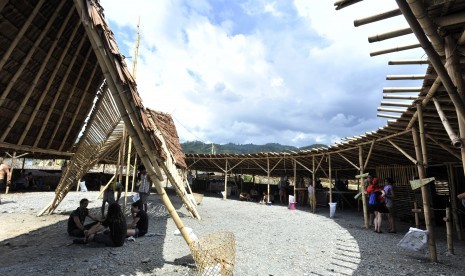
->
[193, 193, 204, 205]
[189, 231, 236, 276]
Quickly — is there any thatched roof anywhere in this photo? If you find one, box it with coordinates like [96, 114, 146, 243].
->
[146, 109, 187, 169]
[0, 0, 103, 158]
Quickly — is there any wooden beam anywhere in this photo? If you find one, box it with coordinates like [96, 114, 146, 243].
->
[337, 152, 360, 170]
[59, 63, 99, 151]
[0, 0, 46, 72]
[0, 142, 73, 157]
[47, 47, 93, 147]
[386, 74, 426, 80]
[0, 1, 68, 107]
[412, 126, 438, 262]
[388, 59, 429, 65]
[383, 94, 418, 100]
[370, 43, 421, 57]
[363, 140, 375, 169]
[1, 9, 78, 143]
[383, 87, 422, 92]
[368, 27, 412, 43]
[387, 139, 417, 164]
[380, 101, 412, 107]
[397, 0, 465, 125]
[354, 8, 401, 27]
[426, 135, 461, 162]
[432, 98, 462, 148]
[34, 35, 88, 148]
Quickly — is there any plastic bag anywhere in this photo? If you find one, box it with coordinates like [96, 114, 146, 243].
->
[132, 192, 140, 202]
[397, 227, 429, 251]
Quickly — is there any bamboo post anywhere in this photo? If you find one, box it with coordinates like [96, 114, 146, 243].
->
[312, 156, 316, 213]
[359, 146, 369, 228]
[417, 103, 428, 167]
[414, 201, 420, 229]
[412, 127, 437, 262]
[293, 159, 297, 202]
[446, 163, 462, 240]
[124, 137, 133, 210]
[328, 154, 332, 203]
[445, 207, 454, 255]
[95, 174, 117, 200]
[444, 35, 465, 175]
[267, 156, 270, 203]
[223, 159, 228, 200]
[5, 152, 16, 194]
[131, 155, 137, 193]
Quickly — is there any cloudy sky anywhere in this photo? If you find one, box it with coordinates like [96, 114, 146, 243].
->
[99, 0, 426, 147]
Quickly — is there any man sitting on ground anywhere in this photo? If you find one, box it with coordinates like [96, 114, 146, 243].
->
[127, 200, 148, 238]
[67, 198, 100, 237]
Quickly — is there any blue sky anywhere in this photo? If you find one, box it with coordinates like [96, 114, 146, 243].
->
[100, 0, 426, 147]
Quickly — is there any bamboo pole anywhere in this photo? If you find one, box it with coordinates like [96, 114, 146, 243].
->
[432, 98, 462, 148]
[267, 156, 270, 203]
[426, 134, 462, 161]
[396, 0, 465, 124]
[223, 159, 228, 200]
[293, 159, 297, 201]
[12, 21, 82, 144]
[359, 146, 369, 228]
[368, 27, 412, 43]
[131, 155, 137, 193]
[446, 207, 454, 255]
[328, 154, 332, 203]
[412, 127, 437, 262]
[387, 139, 417, 164]
[5, 152, 16, 194]
[363, 140, 375, 169]
[0, 0, 47, 72]
[74, 0, 194, 245]
[354, 8, 401, 27]
[95, 174, 117, 200]
[446, 163, 462, 240]
[444, 35, 465, 175]
[0, 1, 70, 111]
[417, 103, 428, 167]
[124, 137, 133, 210]
[414, 201, 420, 229]
[337, 152, 360, 170]
[47, 47, 93, 147]
[312, 156, 316, 213]
[34, 36, 88, 147]
[370, 43, 421, 56]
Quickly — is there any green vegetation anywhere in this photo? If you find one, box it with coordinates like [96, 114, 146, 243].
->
[181, 141, 327, 154]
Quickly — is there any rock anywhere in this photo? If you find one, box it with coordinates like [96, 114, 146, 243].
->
[141, 258, 150, 263]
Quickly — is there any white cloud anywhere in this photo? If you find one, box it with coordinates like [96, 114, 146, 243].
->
[99, 0, 427, 147]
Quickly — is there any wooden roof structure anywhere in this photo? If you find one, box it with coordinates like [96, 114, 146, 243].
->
[0, 0, 199, 244]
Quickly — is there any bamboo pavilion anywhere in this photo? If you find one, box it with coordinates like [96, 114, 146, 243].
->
[2, 0, 465, 265]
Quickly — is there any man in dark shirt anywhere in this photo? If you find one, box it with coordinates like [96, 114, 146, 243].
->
[83, 203, 127, 247]
[67, 198, 100, 237]
[127, 200, 148, 238]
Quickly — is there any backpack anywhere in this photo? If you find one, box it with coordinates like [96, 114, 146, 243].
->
[368, 193, 378, 205]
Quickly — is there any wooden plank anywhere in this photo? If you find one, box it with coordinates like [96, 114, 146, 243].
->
[409, 177, 435, 190]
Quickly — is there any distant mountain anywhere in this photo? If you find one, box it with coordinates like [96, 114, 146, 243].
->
[181, 141, 327, 154]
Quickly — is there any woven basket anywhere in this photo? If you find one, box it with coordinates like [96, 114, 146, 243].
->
[189, 231, 236, 276]
[193, 193, 204, 205]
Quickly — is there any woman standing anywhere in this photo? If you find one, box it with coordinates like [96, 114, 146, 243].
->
[366, 178, 389, 233]
[384, 178, 396, 233]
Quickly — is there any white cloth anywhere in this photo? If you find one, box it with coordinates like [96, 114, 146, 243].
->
[138, 174, 152, 193]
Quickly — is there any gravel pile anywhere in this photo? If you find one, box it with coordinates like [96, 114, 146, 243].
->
[1, 190, 464, 275]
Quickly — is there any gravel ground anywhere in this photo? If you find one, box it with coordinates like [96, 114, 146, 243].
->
[1, 190, 465, 275]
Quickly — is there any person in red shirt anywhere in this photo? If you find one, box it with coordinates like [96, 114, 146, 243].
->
[366, 177, 389, 233]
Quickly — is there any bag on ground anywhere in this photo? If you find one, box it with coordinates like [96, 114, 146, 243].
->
[397, 227, 429, 251]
